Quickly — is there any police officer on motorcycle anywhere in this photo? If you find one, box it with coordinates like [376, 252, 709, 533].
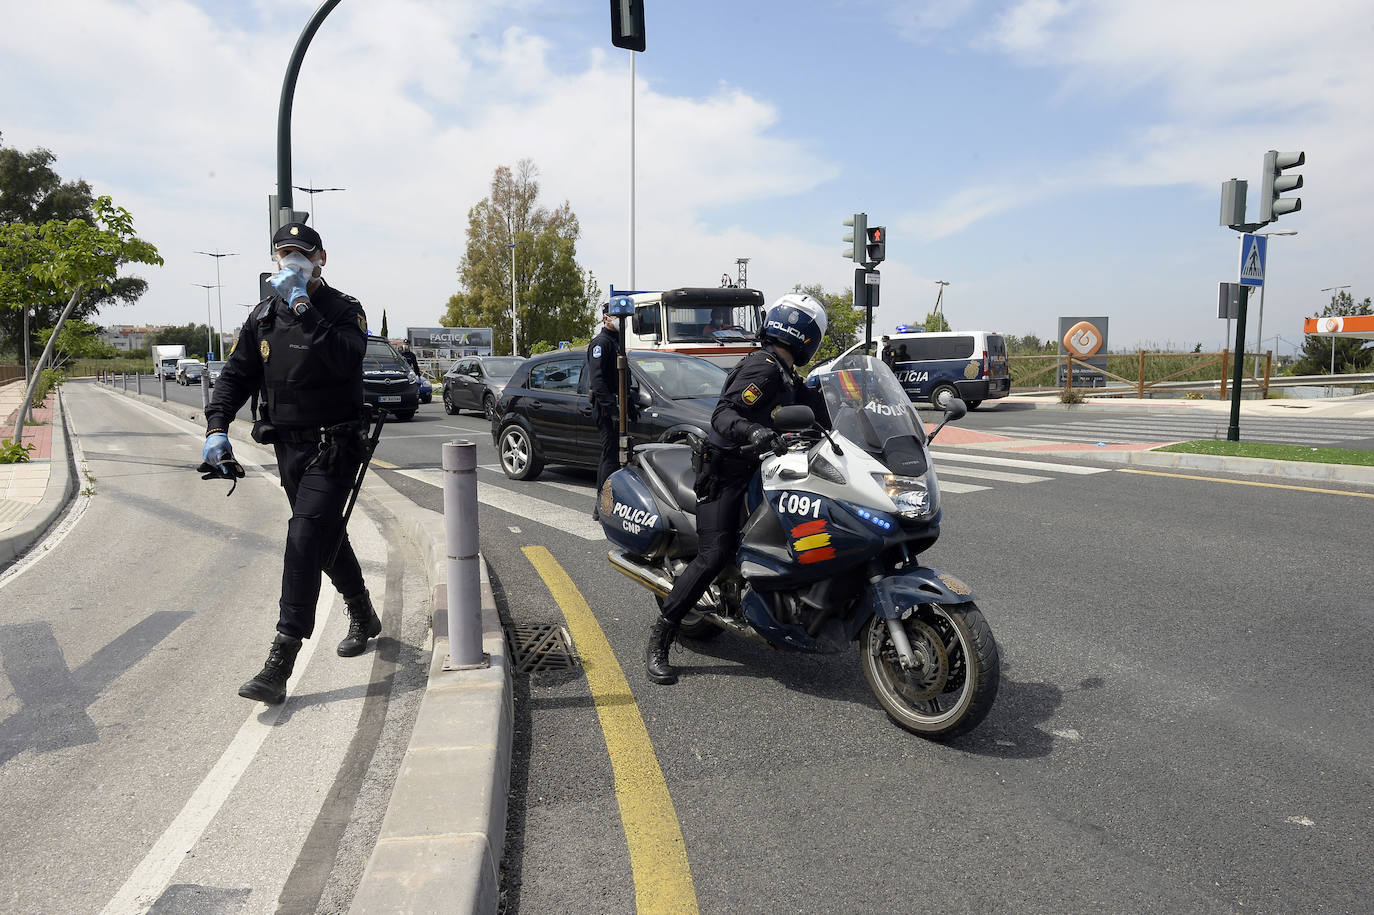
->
[645, 293, 831, 684]
[199, 222, 381, 705]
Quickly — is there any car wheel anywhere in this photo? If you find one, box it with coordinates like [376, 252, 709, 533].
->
[499, 424, 544, 481]
[394, 410, 416, 422]
[442, 388, 458, 415]
[930, 384, 960, 411]
[483, 393, 497, 421]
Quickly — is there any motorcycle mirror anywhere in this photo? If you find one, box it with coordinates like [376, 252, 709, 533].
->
[927, 398, 968, 441]
[772, 405, 814, 432]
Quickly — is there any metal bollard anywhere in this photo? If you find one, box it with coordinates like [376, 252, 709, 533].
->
[160, 371, 167, 402]
[136, 372, 142, 395]
[442, 440, 487, 668]
[200, 369, 209, 410]
[122, 372, 128, 392]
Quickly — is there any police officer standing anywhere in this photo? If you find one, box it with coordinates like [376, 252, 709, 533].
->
[645, 293, 831, 684]
[199, 222, 381, 705]
[587, 305, 623, 520]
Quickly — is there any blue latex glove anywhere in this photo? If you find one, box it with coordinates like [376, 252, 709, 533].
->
[267, 267, 310, 314]
[201, 432, 235, 475]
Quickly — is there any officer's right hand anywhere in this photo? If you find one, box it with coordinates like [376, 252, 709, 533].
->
[199, 432, 243, 479]
[748, 424, 786, 457]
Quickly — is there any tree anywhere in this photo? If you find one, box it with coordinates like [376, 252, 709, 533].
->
[4, 196, 162, 444]
[1293, 290, 1373, 375]
[380, 309, 389, 339]
[792, 282, 860, 366]
[33, 319, 117, 370]
[0, 135, 149, 358]
[920, 311, 951, 333]
[442, 161, 598, 355]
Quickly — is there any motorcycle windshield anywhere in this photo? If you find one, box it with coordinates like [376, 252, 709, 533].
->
[816, 354, 929, 476]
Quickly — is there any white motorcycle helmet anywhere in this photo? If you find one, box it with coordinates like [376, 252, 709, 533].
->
[760, 293, 828, 364]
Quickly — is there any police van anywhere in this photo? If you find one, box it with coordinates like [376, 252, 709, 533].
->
[616, 286, 765, 368]
[815, 330, 1011, 409]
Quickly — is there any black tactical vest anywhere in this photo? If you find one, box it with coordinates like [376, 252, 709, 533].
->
[258, 305, 364, 428]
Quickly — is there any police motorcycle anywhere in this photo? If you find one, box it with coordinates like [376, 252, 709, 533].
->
[600, 353, 999, 739]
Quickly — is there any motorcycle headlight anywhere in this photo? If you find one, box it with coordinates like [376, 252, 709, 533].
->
[873, 472, 935, 520]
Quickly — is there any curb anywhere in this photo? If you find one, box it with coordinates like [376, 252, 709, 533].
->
[1049, 446, 1374, 485]
[91, 381, 512, 915]
[0, 389, 75, 568]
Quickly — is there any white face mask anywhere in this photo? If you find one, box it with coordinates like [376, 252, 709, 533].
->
[276, 251, 317, 278]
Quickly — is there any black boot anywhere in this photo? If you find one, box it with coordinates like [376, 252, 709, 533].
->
[645, 616, 679, 685]
[238, 633, 303, 704]
[337, 589, 382, 657]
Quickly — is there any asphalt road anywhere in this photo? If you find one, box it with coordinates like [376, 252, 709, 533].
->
[367, 400, 1374, 913]
[0, 383, 431, 915]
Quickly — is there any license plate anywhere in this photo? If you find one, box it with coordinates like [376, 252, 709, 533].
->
[379, 395, 402, 404]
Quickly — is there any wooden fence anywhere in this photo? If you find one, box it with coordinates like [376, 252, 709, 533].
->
[1010, 350, 1274, 399]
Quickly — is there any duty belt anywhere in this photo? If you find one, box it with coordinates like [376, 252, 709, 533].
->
[272, 426, 323, 444]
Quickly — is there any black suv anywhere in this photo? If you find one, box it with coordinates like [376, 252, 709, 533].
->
[492, 349, 726, 481]
[362, 337, 420, 421]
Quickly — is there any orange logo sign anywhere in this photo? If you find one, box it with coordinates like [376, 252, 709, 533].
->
[1063, 321, 1103, 357]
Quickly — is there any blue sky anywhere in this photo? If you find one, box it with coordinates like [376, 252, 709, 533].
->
[2, 0, 1369, 355]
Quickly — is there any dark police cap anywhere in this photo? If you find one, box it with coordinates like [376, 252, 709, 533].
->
[272, 222, 323, 254]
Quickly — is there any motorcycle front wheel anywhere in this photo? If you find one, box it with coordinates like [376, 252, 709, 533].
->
[859, 602, 999, 740]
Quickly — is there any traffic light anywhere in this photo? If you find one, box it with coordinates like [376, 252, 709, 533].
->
[842, 213, 867, 263]
[1259, 150, 1304, 223]
[610, 0, 646, 52]
[865, 226, 885, 265]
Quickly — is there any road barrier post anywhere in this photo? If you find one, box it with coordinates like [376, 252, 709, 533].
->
[136, 372, 142, 396]
[160, 371, 167, 402]
[443, 440, 487, 668]
[200, 370, 209, 411]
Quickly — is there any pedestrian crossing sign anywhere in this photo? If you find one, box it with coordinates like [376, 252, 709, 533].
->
[1238, 233, 1267, 288]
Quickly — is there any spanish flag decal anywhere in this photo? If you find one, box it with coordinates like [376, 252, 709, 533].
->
[790, 519, 836, 564]
[741, 383, 762, 405]
[838, 370, 862, 402]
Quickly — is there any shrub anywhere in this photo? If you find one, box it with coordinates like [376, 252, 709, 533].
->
[0, 439, 34, 464]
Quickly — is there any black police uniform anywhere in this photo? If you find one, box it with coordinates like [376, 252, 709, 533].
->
[657, 342, 830, 626]
[586, 321, 622, 507]
[206, 279, 369, 641]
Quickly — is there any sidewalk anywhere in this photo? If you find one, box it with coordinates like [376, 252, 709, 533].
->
[0, 379, 71, 567]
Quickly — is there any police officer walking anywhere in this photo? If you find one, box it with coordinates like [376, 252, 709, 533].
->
[199, 222, 381, 705]
[587, 305, 623, 520]
[645, 293, 831, 684]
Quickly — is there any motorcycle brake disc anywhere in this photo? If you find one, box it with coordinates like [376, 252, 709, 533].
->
[887, 618, 950, 701]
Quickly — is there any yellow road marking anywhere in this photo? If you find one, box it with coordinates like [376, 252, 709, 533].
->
[523, 546, 699, 915]
[369, 458, 397, 469]
[1118, 468, 1374, 498]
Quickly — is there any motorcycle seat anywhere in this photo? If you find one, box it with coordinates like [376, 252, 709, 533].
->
[638, 444, 698, 515]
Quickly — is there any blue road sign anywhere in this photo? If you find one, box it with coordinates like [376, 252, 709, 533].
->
[1239, 233, 1267, 288]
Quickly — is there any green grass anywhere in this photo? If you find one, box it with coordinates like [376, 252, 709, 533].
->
[1155, 441, 1374, 466]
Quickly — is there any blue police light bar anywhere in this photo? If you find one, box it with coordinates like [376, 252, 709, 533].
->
[894, 324, 912, 333]
[607, 295, 635, 317]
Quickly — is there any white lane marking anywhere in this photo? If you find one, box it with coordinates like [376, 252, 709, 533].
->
[99, 599, 339, 915]
[935, 466, 1051, 484]
[396, 468, 604, 541]
[539, 480, 595, 497]
[939, 480, 992, 494]
[929, 450, 1112, 474]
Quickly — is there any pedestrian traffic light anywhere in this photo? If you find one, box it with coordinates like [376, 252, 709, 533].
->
[842, 213, 866, 264]
[865, 226, 886, 265]
[1259, 150, 1304, 223]
[610, 0, 646, 52]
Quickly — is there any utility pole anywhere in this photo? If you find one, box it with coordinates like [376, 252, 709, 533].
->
[195, 250, 238, 359]
[1320, 285, 1351, 375]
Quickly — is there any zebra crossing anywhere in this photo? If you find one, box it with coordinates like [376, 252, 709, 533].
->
[978, 414, 1374, 446]
[393, 452, 1107, 532]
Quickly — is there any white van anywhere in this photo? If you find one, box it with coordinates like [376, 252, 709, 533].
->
[815, 330, 1011, 409]
[618, 286, 765, 368]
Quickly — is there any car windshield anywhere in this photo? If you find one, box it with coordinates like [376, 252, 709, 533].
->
[815, 354, 929, 474]
[481, 357, 524, 379]
[208, 361, 225, 371]
[629, 351, 727, 399]
[364, 341, 408, 372]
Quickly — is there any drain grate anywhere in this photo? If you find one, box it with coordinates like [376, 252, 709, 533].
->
[505, 623, 580, 673]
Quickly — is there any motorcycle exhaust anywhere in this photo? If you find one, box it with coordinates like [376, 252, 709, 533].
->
[606, 550, 758, 639]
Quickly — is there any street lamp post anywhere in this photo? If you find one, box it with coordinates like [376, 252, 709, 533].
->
[195, 250, 238, 360]
[508, 241, 520, 356]
[1320, 284, 1352, 376]
[292, 183, 345, 226]
[192, 283, 220, 359]
[934, 281, 950, 328]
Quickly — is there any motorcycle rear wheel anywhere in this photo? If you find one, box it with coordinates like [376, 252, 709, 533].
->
[859, 602, 999, 740]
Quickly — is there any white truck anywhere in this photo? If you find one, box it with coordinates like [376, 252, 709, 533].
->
[151, 344, 186, 379]
[612, 286, 765, 368]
